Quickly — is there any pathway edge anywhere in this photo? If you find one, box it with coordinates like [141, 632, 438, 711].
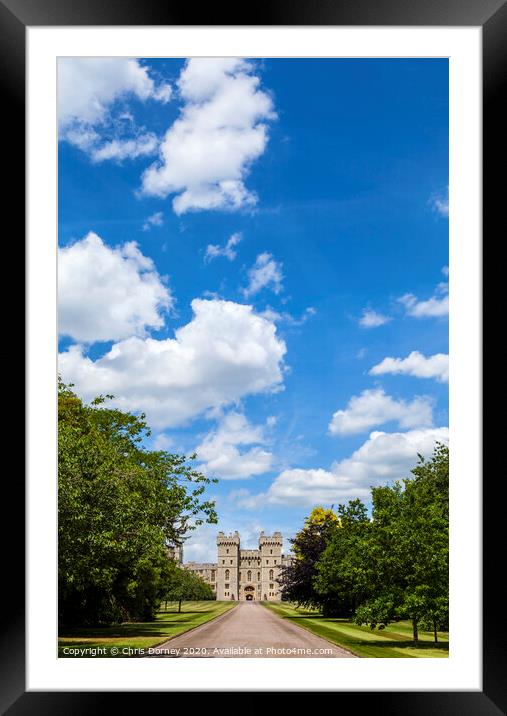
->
[142, 603, 240, 656]
[260, 603, 360, 658]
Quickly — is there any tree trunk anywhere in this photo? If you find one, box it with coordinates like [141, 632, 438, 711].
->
[412, 618, 419, 645]
[178, 599, 182, 613]
[433, 620, 438, 643]
[164, 600, 167, 611]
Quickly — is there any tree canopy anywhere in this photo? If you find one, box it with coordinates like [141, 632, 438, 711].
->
[353, 443, 449, 643]
[58, 379, 218, 626]
[277, 506, 339, 613]
[280, 443, 449, 644]
[162, 565, 215, 612]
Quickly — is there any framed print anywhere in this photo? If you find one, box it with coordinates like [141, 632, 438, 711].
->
[3, 0, 504, 711]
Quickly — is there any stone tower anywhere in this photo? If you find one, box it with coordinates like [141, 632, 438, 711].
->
[259, 531, 283, 601]
[185, 531, 290, 601]
[216, 531, 240, 600]
[165, 543, 183, 564]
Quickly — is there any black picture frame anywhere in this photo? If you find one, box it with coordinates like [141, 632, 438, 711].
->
[3, 0, 504, 712]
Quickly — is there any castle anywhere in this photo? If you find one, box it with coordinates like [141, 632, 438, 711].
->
[183, 531, 293, 601]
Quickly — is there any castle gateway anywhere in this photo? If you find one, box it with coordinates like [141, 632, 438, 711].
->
[184, 531, 294, 601]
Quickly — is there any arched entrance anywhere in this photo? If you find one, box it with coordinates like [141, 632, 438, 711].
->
[243, 585, 255, 601]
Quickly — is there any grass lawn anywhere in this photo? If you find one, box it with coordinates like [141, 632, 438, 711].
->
[262, 602, 449, 658]
[58, 600, 237, 657]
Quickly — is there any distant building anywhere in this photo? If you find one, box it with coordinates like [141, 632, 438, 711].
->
[166, 544, 183, 564]
[183, 531, 294, 601]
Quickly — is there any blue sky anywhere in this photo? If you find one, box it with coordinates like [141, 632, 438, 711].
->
[58, 58, 448, 561]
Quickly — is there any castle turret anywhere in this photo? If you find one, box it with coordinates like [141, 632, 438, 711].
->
[259, 532, 283, 601]
[216, 531, 240, 600]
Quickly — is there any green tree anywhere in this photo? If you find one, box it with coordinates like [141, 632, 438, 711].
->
[354, 444, 449, 644]
[162, 565, 215, 612]
[58, 379, 218, 626]
[399, 442, 449, 641]
[277, 507, 339, 613]
[313, 499, 371, 616]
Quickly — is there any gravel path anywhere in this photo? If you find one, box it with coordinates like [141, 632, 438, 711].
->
[146, 602, 355, 658]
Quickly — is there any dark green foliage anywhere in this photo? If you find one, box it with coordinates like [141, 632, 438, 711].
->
[58, 379, 218, 626]
[313, 500, 371, 616]
[353, 444, 449, 643]
[289, 443, 449, 644]
[162, 565, 215, 612]
[277, 507, 339, 613]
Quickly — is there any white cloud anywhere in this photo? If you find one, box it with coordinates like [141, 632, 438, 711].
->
[58, 232, 172, 343]
[141, 58, 276, 214]
[152, 433, 174, 451]
[370, 351, 449, 383]
[328, 388, 433, 435]
[58, 58, 171, 158]
[142, 211, 164, 231]
[59, 299, 287, 429]
[173, 181, 256, 215]
[152, 84, 173, 103]
[205, 232, 242, 262]
[399, 280, 449, 318]
[64, 127, 159, 163]
[196, 411, 274, 480]
[259, 306, 316, 327]
[62, 126, 100, 151]
[90, 133, 159, 163]
[59, 58, 171, 128]
[181, 523, 220, 563]
[242, 253, 283, 298]
[235, 427, 449, 508]
[430, 186, 449, 217]
[358, 309, 391, 328]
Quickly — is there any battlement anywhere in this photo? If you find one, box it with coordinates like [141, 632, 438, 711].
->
[217, 530, 240, 546]
[259, 532, 283, 546]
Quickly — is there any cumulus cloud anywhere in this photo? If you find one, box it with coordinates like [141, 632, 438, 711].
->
[59, 299, 287, 429]
[142, 211, 164, 231]
[358, 309, 391, 328]
[242, 253, 283, 298]
[196, 411, 274, 480]
[58, 232, 172, 343]
[151, 433, 174, 451]
[58, 58, 171, 128]
[205, 232, 242, 262]
[62, 126, 100, 151]
[369, 351, 449, 383]
[399, 279, 449, 318]
[182, 523, 221, 563]
[58, 58, 171, 159]
[141, 58, 276, 213]
[328, 388, 433, 435]
[235, 427, 449, 508]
